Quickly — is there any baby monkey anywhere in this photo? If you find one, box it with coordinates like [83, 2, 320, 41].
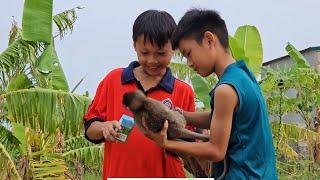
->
[122, 90, 209, 141]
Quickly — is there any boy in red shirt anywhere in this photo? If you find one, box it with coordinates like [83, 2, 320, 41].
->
[83, 10, 195, 179]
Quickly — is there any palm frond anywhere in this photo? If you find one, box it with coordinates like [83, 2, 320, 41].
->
[271, 122, 320, 143]
[36, 43, 69, 91]
[30, 155, 68, 179]
[0, 124, 21, 155]
[8, 20, 22, 46]
[191, 74, 211, 109]
[22, 0, 53, 43]
[0, 142, 22, 180]
[3, 88, 91, 138]
[64, 135, 94, 152]
[0, 39, 38, 72]
[7, 73, 33, 91]
[63, 135, 103, 168]
[170, 54, 218, 87]
[277, 143, 299, 160]
[169, 62, 195, 81]
[53, 7, 82, 39]
[63, 144, 103, 168]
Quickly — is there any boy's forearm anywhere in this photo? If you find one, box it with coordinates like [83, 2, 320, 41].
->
[165, 140, 224, 162]
[86, 121, 104, 140]
[183, 111, 211, 129]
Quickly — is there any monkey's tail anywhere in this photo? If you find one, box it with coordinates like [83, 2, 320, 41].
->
[179, 129, 210, 142]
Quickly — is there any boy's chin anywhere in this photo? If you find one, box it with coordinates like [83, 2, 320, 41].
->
[145, 69, 165, 76]
[198, 71, 210, 77]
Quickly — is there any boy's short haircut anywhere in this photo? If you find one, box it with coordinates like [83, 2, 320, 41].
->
[133, 10, 176, 48]
[172, 9, 229, 50]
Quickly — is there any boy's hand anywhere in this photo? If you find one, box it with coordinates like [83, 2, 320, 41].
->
[142, 118, 169, 148]
[99, 121, 121, 142]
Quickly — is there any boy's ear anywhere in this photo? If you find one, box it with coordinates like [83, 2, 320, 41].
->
[203, 31, 216, 48]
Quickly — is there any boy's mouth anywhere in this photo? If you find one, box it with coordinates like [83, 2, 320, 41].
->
[149, 66, 161, 70]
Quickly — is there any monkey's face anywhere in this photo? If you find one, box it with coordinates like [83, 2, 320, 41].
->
[123, 91, 145, 112]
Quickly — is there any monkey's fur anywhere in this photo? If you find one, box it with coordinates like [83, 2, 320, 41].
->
[122, 90, 209, 141]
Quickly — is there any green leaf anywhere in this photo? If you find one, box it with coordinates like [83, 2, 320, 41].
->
[0, 39, 37, 71]
[50, 45, 69, 91]
[63, 145, 103, 167]
[12, 123, 27, 155]
[36, 44, 54, 74]
[36, 43, 69, 91]
[22, 0, 53, 43]
[8, 20, 21, 46]
[277, 143, 298, 160]
[4, 88, 91, 137]
[285, 43, 310, 68]
[234, 25, 263, 76]
[271, 122, 320, 142]
[229, 35, 249, 64]
[170, 61, 195, 81]
[7, 73, 32, 91]
[0, 124, 21, 155]
[53, 7, 82, 39]
[191, 74, 211, 109]
[0, 143, 22, 180]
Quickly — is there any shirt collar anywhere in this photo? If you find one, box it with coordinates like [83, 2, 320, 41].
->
[121, 61, 175, 93]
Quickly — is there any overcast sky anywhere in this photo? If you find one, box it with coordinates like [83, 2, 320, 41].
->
[1, 0, 319, 97]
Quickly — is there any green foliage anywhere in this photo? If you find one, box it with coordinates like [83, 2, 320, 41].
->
[4, 88, 91, 138]
[63, 135, 103, 170]
[191, 75, 212, 109]
[8, 73, 33, 91]
[36, 43, 69, 91]
[230, 25, 263, 76]
[285, 43, 310, 68]
[0, 142, 22, 180]
[261, 43, 320, 179]
[0, 1, 93, 179]
[277, 160, 320, 179]
[53, 7, 82, 39]
[0, 124, 21, 156]
[22, 0, 53, 43]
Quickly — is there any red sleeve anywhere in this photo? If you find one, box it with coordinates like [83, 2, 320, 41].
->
[184, 87, 196, 131]
[186, 89, 196, 112]
[84, 75, 110, 122]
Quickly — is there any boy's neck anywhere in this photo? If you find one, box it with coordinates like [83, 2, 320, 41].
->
[214, 51, 236, 79]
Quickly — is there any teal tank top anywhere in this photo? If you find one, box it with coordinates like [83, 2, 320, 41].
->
[210, 60, 277, 179]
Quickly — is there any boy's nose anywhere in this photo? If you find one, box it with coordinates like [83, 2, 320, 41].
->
[149, 58, 159, 65]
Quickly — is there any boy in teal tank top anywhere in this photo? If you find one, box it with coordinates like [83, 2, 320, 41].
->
[141, 8, 277, 179]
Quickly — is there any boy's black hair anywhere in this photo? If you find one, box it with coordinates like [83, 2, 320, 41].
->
[172, 9, 229, 50]
[133, 10, 176, 48]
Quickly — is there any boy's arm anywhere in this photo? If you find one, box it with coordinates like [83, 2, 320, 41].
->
[183, 111, 211, 129]
[144, 84, 237, 162]
[83, 72, 121, 143]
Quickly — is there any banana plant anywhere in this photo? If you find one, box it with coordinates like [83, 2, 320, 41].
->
[261, 43, 320, 169]
[0, 142, 21, 180]
[0, 0, 100, 178]
[230, 25, 263, 77]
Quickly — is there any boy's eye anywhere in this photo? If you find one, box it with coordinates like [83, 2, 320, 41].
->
[141, 52, 149, 55]
[187, 51, 191, 57]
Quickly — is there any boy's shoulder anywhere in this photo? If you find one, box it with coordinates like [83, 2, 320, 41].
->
[174, 78, 191, 87]
[105, 68, 124, 78]
[173, 78, 194, 93]
[99, 67, 124, 85]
